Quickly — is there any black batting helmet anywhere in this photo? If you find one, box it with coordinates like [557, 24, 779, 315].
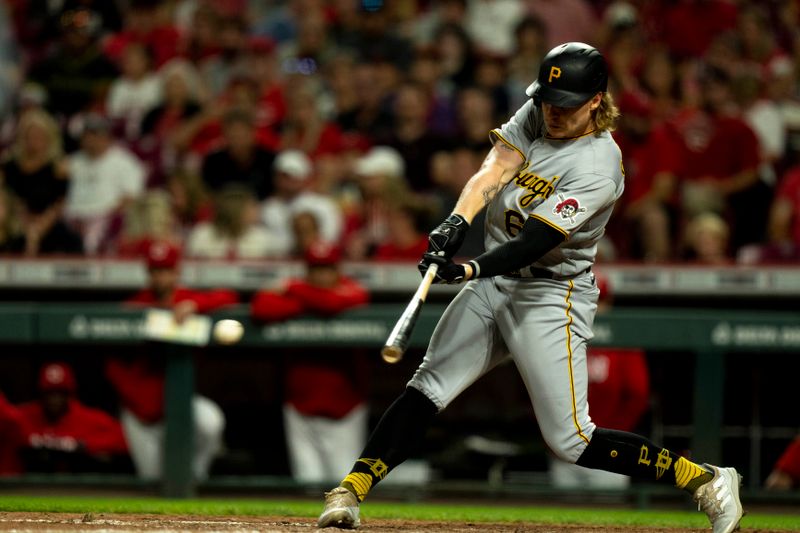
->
[526, 42, 608, 107]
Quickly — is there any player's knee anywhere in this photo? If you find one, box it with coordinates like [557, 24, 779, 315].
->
[405, 379, 445, 412]
[545, 434, 591, 464]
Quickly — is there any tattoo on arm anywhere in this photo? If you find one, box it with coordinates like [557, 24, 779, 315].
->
[495, 142, 515, 153]
[482, 184, 500, 206]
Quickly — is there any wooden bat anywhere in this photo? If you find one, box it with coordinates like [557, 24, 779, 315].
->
[381, 263, 439, 364]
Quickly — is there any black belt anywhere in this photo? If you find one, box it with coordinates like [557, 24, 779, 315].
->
[505, 267, 591, 280]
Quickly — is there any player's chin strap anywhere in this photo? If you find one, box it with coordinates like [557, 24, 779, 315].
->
[468, 217, 566, 279]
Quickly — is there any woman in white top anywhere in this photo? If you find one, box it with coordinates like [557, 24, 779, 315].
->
[187, 185, 289, 259]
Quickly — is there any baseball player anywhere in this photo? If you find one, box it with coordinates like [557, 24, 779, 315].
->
[318, 43, 744, 533]
[19, 362, 129, 471]
[251, 242, 370, 483]
[107, 241, 234, 481]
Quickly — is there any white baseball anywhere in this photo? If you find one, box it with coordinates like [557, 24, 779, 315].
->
[213, 319, 244, 345]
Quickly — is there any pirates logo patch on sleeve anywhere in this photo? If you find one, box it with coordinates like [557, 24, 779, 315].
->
[553, 194, 587, 223]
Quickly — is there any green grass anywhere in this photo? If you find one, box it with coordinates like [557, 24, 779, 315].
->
[0, 496, 798, 530]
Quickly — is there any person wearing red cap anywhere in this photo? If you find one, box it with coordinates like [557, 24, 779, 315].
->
[251, 241, 370, 483]
[105, 240, 237, 480]
[128, 240, 239, 321]
[17, 362, 128, 473]
[549, 273, 650, 489]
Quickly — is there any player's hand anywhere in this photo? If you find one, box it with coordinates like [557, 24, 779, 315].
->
[426, 214, 469, 259]
[418, 253, 469, 284]
[173, 300, 198, 324]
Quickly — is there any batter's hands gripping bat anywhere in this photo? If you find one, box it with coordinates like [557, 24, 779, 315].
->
[381, 263, 439, 364]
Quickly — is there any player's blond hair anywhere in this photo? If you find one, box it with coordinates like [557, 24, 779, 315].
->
[593, 92, 620, 133]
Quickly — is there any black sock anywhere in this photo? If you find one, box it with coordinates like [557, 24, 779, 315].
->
[576, 428, 713, 493]
[341, 387, 437, 501]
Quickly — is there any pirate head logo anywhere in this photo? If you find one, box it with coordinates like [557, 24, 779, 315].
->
[553, 194, 586, 223]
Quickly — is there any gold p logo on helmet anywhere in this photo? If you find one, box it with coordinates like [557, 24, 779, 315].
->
[548, 66, 562, 83]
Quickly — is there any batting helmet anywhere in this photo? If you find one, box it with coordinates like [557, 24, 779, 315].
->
[526, 42, 608, 107]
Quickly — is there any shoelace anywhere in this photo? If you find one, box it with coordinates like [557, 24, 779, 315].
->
[695, 476, 729, 520]
[696, 487, 723, 519]
[324, 488, 354, 505]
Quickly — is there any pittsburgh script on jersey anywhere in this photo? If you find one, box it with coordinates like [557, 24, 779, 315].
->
[514, 171, 560, 207]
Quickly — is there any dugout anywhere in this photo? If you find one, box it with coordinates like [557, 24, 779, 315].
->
[0, 259, 798, 505]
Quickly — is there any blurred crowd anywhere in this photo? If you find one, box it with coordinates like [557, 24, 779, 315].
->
[0, 0, 799, 267]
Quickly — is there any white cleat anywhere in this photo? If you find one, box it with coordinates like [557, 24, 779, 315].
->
[693, 464, 744, 533]
[317, 486, 361, 529]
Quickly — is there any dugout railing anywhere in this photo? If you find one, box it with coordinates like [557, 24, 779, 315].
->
[0, 303, 799, 500]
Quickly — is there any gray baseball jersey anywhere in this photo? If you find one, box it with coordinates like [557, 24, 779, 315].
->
[408, 99, 624, 464]
[486, 99, 624, 277]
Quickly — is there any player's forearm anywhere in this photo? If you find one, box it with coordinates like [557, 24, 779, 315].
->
[453, 144, 523, 222]
[452, 168, 506, 222]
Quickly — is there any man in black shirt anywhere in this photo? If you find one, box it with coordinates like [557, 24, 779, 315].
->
[201, 109, 276, 200]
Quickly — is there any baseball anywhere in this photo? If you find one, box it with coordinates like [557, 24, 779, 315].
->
[213, 319, 244, 345]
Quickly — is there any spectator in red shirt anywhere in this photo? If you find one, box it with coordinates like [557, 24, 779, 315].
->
[0, 390, 26, 475]
[550, 274, 650, 489]
[106, 240, 235, 480]
[612, 92, 683, 261]
[657, 0, 738, 60]
[280, 81, 345, 159]
[373, 198, 433, 262]
[175, 75, 280, 161]
[765, 437, 800, 491]
[18, 362, 128, 473]
[243, 37, 286, 131]
[251, 241, 370, 483]
[673, 66, 766, 252]
[103, 0, 181, 69]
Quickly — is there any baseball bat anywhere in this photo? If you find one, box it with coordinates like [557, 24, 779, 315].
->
[381, 263, 439, 364]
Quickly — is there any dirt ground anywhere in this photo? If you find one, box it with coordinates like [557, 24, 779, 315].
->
[0, 513, 781, 533]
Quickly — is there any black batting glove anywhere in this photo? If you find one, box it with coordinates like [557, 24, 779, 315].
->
[418, 253, 467, 284]
[426, 214, 469, 259]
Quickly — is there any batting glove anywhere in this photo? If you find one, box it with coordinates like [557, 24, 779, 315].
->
[426, 214, 469, 259]
[418, 253, 467, 284]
